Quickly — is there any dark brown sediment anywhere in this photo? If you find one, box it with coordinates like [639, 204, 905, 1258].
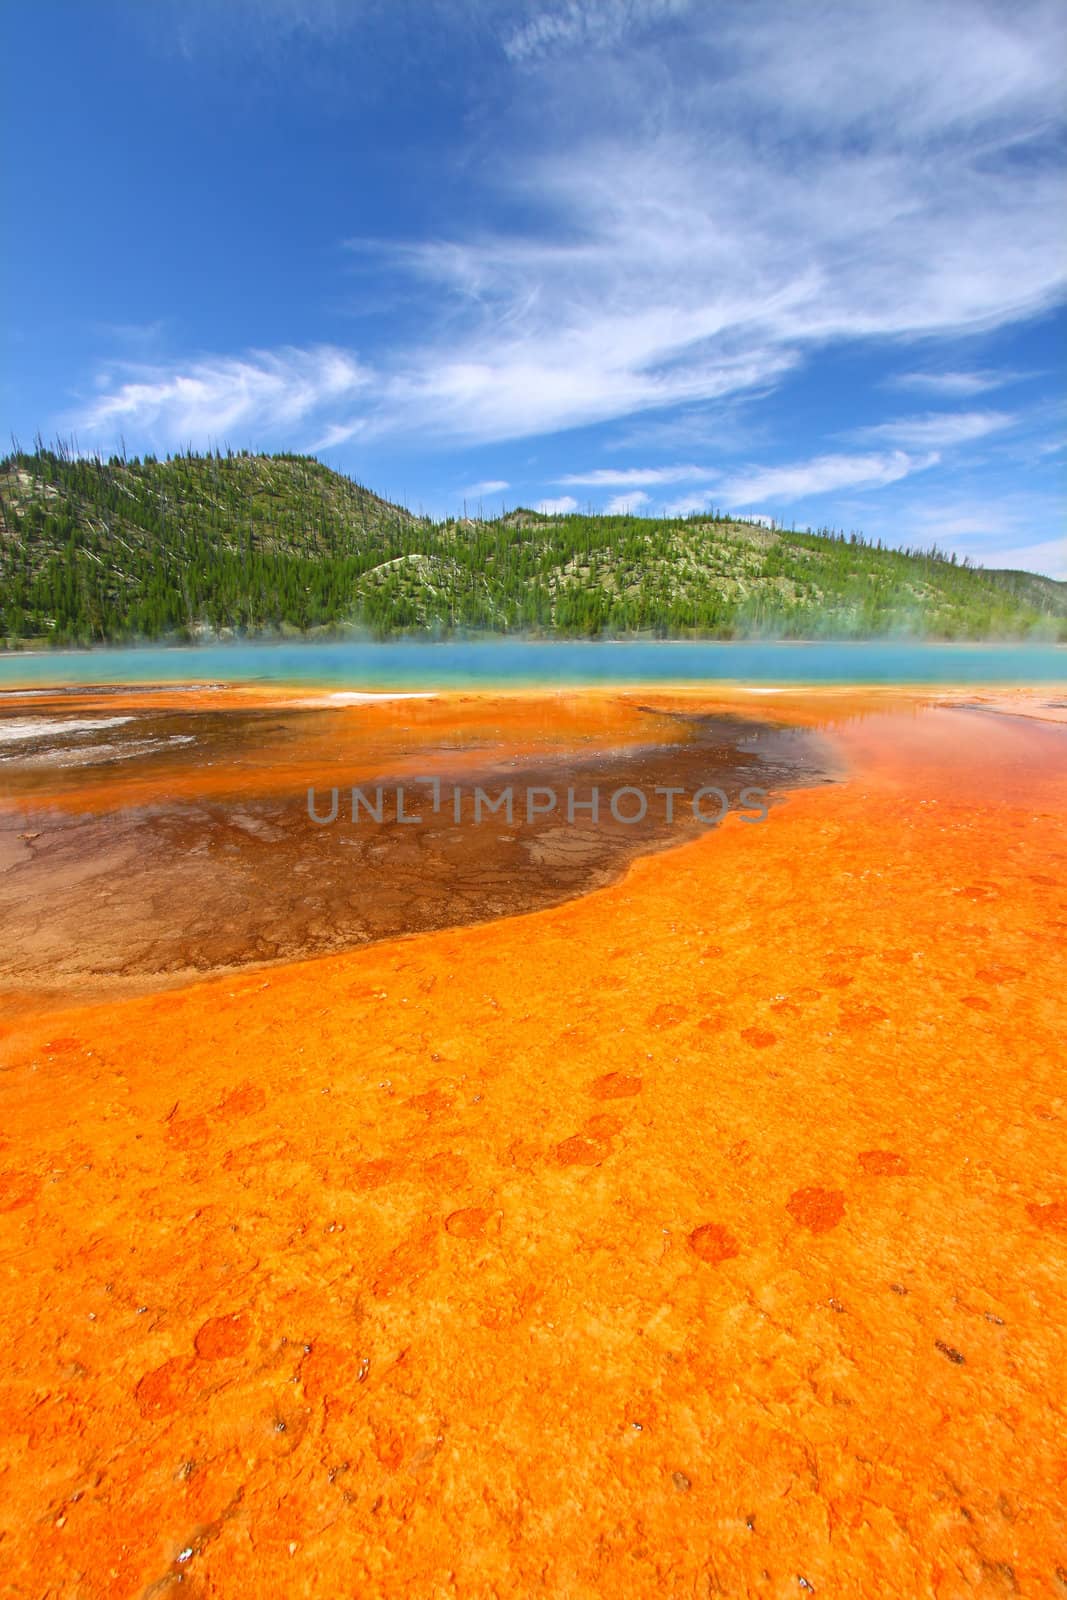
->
[0, 693, 832, 1004]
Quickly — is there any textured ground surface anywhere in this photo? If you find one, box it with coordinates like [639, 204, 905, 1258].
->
[0, 684, 1065, 1598]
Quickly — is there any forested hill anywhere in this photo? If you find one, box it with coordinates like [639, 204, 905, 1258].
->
[1, 446, 1064, 645]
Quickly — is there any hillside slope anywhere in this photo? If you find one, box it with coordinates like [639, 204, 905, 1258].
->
[1, 447, 1063, 644]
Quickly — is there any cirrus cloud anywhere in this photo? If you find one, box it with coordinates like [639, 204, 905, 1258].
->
[605, 489, 652, 513]
[665, 449, 939, 515]
[558, 464, 714, 487]
[886, 370, 1025, 397]
[78, 346, 370, 446]
[67, 0, 1066, 528]
[850, 411, 1016, 449]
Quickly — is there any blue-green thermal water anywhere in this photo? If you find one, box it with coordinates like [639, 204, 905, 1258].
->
[0, 640, 1064, 691]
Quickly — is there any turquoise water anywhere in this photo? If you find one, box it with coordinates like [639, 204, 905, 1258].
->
[0, 639, 1064, 690]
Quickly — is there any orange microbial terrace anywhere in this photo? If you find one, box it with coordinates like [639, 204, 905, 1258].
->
[1, 682, 1065, 1598]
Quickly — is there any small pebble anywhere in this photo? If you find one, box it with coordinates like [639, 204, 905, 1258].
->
[672, 1472, 691, 1493]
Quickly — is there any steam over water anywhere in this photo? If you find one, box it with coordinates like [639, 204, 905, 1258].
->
[0, 639, 1064, 691]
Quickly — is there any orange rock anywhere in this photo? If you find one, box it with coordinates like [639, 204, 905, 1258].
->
[348, 1156, 406, 1189]
[975, 963, 1025, 984]
[555, 1134, 611, 1166]
[646, 1003, 688, 1028]
[372, 1219, 439, 1296]
[0, 1171, 42, 1211]
[740, 1026, 777, 1048]
[858, 1151, 909, 1176]
[787, 1186, 847, 1233]
[194, 1311, 252, 1360]
[165, 1112, 211, 1150]
[421, 1152, 469, 1187]
[405, 1088, 453, 1115]
[688, 1223, 740, 1264]
[216, 1082, 267, 1119]
[589, 1071, 642, 1099]
[1027, 1201, 1067, 1233]
[839, 1002, 890, 1029]
[583, 1112, 623, 1139]
[444, 1206, 491, 1239]
[300, 1339, 371, 1414]
[134, 1356, 198, 1418]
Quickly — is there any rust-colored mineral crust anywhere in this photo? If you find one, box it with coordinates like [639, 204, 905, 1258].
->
[0, 686, 1065, 1597]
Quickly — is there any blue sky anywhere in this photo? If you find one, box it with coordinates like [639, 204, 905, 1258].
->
[3, 0, 1065, 575]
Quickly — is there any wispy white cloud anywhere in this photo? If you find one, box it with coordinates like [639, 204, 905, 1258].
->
[722, 449, 940, 506]
[399, 0, 1065, 441]
[886, 370, 1023, 397]
[464, 478, 510, 496]
[537, 494, 579, 514]
[72, 0, 1066, 470]
[502, 0, 691, 62]
[851, 411, 1015, 449]
[605, 489, 652, 513]
[76, 346, 370, 447]
[559, 464, 713, 487]
[667, 449, 938, 514]
[310, 417, 371, 452]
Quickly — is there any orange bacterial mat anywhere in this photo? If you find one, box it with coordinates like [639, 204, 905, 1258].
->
[0, 685, 1065, 1598]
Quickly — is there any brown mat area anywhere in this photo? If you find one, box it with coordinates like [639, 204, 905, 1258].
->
[0, 695, 831, 1003]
